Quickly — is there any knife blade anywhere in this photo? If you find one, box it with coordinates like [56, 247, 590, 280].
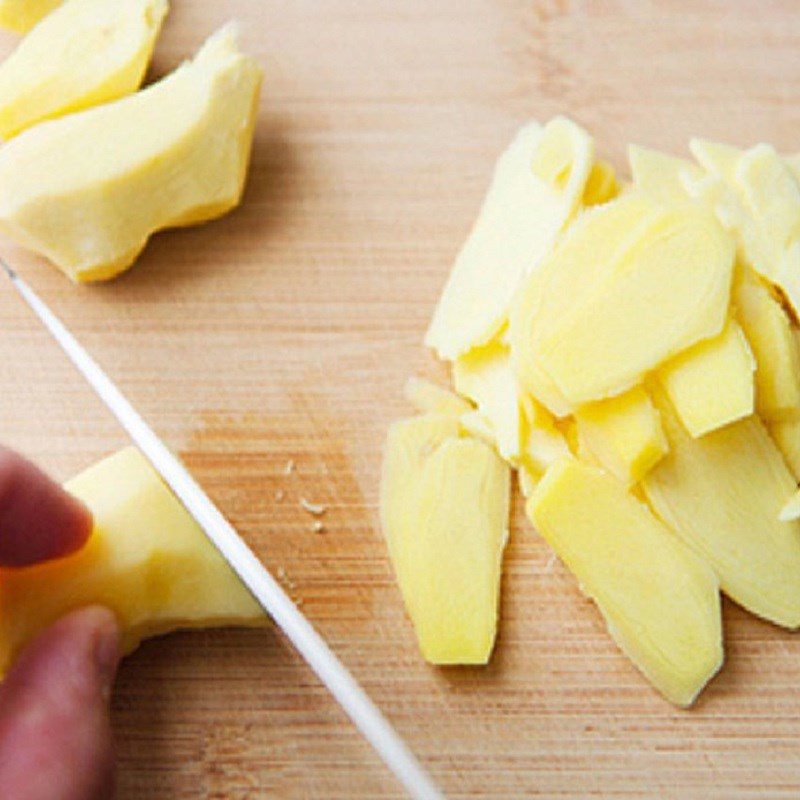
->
[0, 259, 444, 800]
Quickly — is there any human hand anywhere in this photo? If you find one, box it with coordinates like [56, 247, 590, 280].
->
[0, 447, 120, 800]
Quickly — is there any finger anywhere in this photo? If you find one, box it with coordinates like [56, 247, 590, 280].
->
[0, 447, 93, 567]
[0, 606, 120, 800]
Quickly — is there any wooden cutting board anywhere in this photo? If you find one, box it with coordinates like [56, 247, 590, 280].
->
[1, 1, 800, 797]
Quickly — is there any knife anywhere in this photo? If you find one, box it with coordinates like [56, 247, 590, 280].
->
[0, 259, 444, 800]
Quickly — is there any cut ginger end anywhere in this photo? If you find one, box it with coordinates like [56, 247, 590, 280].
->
[380, 415, 509, 665]
[0, 447, 264, 674]
[0, 24, 262, 283]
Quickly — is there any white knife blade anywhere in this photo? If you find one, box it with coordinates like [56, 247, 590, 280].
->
[1, 260, 444, 800]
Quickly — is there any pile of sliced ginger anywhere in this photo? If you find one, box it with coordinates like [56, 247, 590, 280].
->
[382, 117, 800, 707]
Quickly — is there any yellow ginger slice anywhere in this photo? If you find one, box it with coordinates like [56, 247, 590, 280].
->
[786, 153, 800, 184]
[425, 117, 593, 360]
[557, 417, 580, 456]
[528, 204, 734, 405]
[737, 144, 800, 250]
[0, 0, 61, 32]
[403, 376, 471, 417]
[510, 192, 658, 416]
[0, 0, 168, 140]
[581, 159, 619, 206]
[642, 389, 800, 628]
[690, 139, 740, 181]
[453, 338, 521, 460]
[519, 394, 570, 473]
[628, 144, 700, 204]
[0, 24, 261, 282]
[780, 489, 800, 522]
[657, 320, 755, 437]
[734, 269, 800, 420]
[770, 419, 800, 480]
[688, 140, 800, 317]
[458, 410, 496, 446]
[381, 415, 509, 664]
[528, 458, 723, 707]
[516, 394, 571, 498]
[575, 386, 667, 485]
[0, 447, 264, 673]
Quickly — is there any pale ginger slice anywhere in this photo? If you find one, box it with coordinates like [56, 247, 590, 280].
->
[0, 447, 264, 673]
[403, 376, 471, 417]
[770, 419, 800, 480]
[453, 338, 521, 460]
[0, 0, 168, 140]
[642, 389, 800, 628]
[575, 386, 667, 485]
[0, 0, 61, 32]
[780, 488, 800, 522]
[515, 395, 571, 498]
[0, 24, 261, 282]
[381, 415, 509, 664]
[689, 139, 741, 181]
[510, 192, 658, 416]
[786, 153, 800, 184]
[657, 320, 755, 437]
[736, 144, 800, 250]
[734, 268, 800, 421]
[628, 144, 700, 204]
[518, 467, 538, 499]
[528, 458, 723, 707]
[581, 159, 619, 206]
[528, 204, 734, 405]
[425, 117, 593, 361]
[458, 410, 496, 446]
[519, 393, 570, 474]
[688, 140, 800, 318]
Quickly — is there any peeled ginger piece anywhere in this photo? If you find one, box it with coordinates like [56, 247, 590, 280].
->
[575, 386, 667, 485]
[0, 24, 262, 282]
[528, 203, 735, 405]
[515, 395, 570, 497]
[0, 447, 263, 674]
[0, 0, 61, 32]
[736, 144, 800, 251]
[688, 139, 800, 318]
[528, 458, 723, 707]
[628, 144, 700, 204]
[519, 394, 570, 474]
[0, 0, 168, 140]
[780, 488, 800, 522]
[425, 117, 593, 361]
[657, 320, 755, 437]
[453, 338, 521, 460]
[643, 390, 800, 628]
[381, 415, 509, 663]
[734, 269, 800, 421]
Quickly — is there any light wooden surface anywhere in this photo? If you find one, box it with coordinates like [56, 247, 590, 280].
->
[1, 1, 800, 797]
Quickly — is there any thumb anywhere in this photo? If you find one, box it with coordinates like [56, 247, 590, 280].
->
[0, 607, 120, 800]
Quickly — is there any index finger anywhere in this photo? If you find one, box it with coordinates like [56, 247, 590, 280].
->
[0, 447, 92, 568]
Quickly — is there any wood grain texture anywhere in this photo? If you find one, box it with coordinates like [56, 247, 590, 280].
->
[1, 1, 800, 797]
